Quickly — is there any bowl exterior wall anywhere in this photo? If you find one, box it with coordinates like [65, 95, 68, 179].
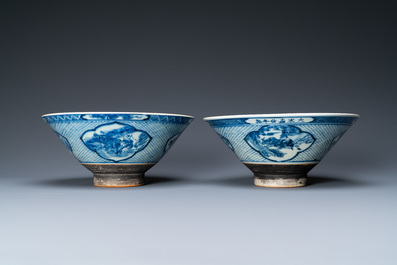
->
[206, 115, 358, 164]
[43, 113, 193, 164]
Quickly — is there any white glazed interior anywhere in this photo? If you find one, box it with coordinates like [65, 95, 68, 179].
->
[42, 112, 194, 119]
[203, 113, 359, 121]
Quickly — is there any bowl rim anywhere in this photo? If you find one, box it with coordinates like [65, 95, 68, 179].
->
[42, 112, 195, 119]
[203, 113, 360, 121]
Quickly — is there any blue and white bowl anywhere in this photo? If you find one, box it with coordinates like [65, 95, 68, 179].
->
[43, 112, 194, 187]
[204, 113, 359, 187]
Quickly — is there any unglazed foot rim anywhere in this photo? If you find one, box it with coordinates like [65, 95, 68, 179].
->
[93, 174, 145, 187]
[82, 163, 155, 188]
[244, 163, 318, 188]
[254, 176, 307, 188]
[94, 184, 145, 188]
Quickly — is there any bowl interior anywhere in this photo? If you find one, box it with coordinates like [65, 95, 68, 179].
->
[203, 113, 359, 121]
[43, 111, 194, 119]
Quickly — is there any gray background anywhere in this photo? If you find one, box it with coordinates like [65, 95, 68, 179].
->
[1, 1, 396, 264]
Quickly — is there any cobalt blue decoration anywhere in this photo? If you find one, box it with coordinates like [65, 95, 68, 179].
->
[244, 125, 315, 162]
[81, 122, 151, 162]
[204, 113, 359, 187]
[56, 133, 73, 152]
[164, 133, 182, 153]
[43, 112, 194, 187]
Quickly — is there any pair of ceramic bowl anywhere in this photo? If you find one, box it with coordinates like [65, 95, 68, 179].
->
[42, 112, 359, 188]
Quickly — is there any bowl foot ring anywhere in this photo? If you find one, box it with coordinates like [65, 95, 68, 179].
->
[254, 175, 307, 188]
[82, 163, 155, 188]
[244, 163, 318, 188]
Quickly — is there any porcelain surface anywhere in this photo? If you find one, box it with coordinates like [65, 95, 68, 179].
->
[43, 112, 194, 164]
[204, 113, 359, 164]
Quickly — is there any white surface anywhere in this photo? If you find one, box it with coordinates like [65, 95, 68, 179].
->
[42, 112, 195, 118]
[1, 163, 396, 265]
[203, 113, 360, 121]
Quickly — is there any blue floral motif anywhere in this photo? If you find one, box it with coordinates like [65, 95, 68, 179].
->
[164, 133, 182, 153]
[328, 132, 345, 151]
[220, 136, 234, 151]
[57, 133, 72, 152]
[245, 125, 315, 162]
[81, 122, 151, 162]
